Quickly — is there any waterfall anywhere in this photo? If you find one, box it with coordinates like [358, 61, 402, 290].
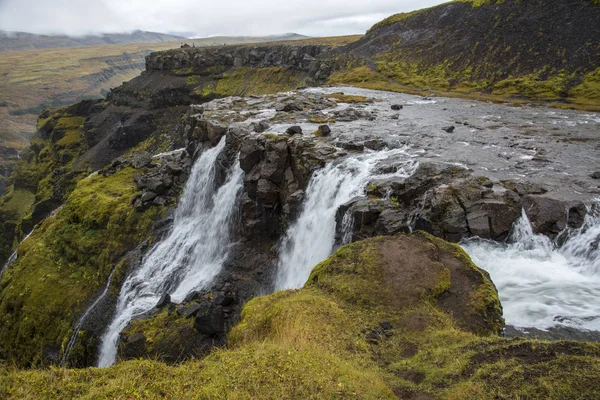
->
[275, 148, 417, 290]
[462, 205, 600, 332]
[60, 268, 117, 367]
[97, 137, 244, 367]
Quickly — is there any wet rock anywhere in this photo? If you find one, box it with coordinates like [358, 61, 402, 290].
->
[442, 126, 455, 133]
[166, 162, 183, 175]
[286, 126, 303, 135]
[250, 120, 270, 133]
[141, 191, 158, 203]
[313, 125, 331, 137]
[129, 151, 153, 169]
[374, 209, 411, 236]
[337, 141, 364, 152]
[156, 293, 171, 309]
[194, 302, 225, 335]
[364, 139, 386, 151]
[120, 333, 147, 360]
[276, 103, 302, 112]
[256, 178, 280, 205]
[185, 303, 202, 319]
[154, 216, 174, 230]
[152, 196, 167, 206]
[333, 107, 375, 122]
[391, 104, 403, 110]
[522, 195, 587, 236]
[146, 177, 166, 195]
[134, 174, 146, 189]
[239, 137, 265, 173]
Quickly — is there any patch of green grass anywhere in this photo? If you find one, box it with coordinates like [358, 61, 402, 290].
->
[195, 66, 307, 99]
[326, 93, 374, 103]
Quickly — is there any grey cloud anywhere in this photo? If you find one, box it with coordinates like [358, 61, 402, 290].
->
[0, 0, 445, 37]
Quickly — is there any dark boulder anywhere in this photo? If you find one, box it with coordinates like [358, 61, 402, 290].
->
[146, 177, 166, 194]
[442, 126, 455, 133]
[194, 302, 225, 335]
[391, 104, 403, 110]
[286, 126, 303, 136]
[156, 293, 171, 309]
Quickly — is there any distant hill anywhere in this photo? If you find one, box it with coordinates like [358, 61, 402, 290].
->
[0, 30, 186, 52]
[190, 33, 309, 45]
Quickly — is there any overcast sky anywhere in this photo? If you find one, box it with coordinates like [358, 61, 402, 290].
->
[0, 0, 446, 37]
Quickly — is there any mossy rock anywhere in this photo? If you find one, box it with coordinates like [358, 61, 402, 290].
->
[308, 233, 504, 336]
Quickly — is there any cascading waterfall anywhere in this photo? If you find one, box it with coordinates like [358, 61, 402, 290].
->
[461, 206, 600, 332]
[275, 148, 418, 290]
[97, 137, 244, 367]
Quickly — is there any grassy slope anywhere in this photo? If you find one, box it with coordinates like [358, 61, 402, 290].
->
[1, 234, 599, 399]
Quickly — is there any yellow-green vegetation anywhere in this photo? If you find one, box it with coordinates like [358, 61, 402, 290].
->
[368, 10, 423, 33]
[569, 67, 600, 104]
[195, 66, 308, 99]
[120, 307, 205, 363]
[0, 167, 162, 367]
[455, 0, 505, 7]
[0, 107, 93, 267]
[6, 233, 597, 399]
[326, 93, 374, 103]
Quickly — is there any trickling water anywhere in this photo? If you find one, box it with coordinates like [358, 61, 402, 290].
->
[275, 148, 418, 290]
[61, 269, 117, 367]
[97, 138, 244, 367]
[0, 230, 33, 280]
[462, 206, 600, 332]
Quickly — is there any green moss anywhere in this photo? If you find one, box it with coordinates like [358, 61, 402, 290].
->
[569, 67, 600, 103]
[368, 10, 422, 32]
[196, 67, 307, 99]
[455, 0, 505, 7]
[326, 93, 373, 104]
[0, 167, 162, 367]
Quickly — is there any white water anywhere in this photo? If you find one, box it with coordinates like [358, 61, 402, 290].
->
[97, 138, 244, 367]
[462, 207, 600, 332]
[275, 148, 418, 290]
[61, 269, 117, 367]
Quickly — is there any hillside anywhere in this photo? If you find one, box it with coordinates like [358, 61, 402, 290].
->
[0, 30, 185, 52]
[330, 0, 600, 108]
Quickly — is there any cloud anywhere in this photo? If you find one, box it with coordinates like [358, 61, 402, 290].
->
[0, 0, 445, 37]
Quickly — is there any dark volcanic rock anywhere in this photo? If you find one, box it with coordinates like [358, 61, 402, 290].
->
[194, 302, 225, 335]
[286, 126, 303, 135]
[156, 293, 171, 309]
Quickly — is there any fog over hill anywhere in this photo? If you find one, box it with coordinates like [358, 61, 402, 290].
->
[0, 30, 186, 52]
